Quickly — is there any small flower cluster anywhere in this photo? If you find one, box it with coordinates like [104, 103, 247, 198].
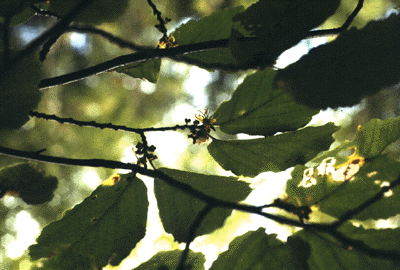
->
[187, 109, 217, 145]
[133, 142, 157, 166]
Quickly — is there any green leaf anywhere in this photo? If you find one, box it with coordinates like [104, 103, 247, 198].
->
[113, 58, 162, 83]
[214, 68, 319, 136]
[229, 0, 340, 67]
[0, 50, 43, 129]
[133, 250, 206, 270]
[210, 228, 310, 270]
[276, 14, 400, 109]
[208, 123, 338, 177]
[0, 163, 58, 205]
[171, 6, 245, 70]
[154, 168, 251, 243]
[296, 224, 400, 269]
[356, 117, 400, 158]
[31, 246, 98, 270]
[286, 147, 400, 220]
[29, 173, 148, 267]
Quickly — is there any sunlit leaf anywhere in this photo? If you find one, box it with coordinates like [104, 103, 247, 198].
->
[286, 146, 400, 220]
[214, 68, 319, 136]
[133, 249, 206, 270]
[113, 58, 161, 83]
[210, 228, 310, 270]
[276, 14, 400, 109]
[356, 117, 400, 158]
[154, 168, 251, 243]
[296, 224, 400, 269]
[229, 0, 340, 67]
[0, 163, 58, 205]
[171, 6, 245, 70]
[208, 123, 338, 177]
[29, 173, 148, 267]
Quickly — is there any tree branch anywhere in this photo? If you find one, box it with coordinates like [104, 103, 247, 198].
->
[37, 0, 364, 89]
[306, 0, 363, 38]
[38, 39, 229, 89]
[30, 111, 197, 133]
[0, 0, 96, 78]
[0, 145, 330, 230]
[66, 25, 152, 51]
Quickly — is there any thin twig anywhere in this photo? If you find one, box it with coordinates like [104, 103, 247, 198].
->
[66, 25, 151, 51]
[177, 204, 213, 270]
[327, 229, 400, 261]
[333, 175, 400, 228]
[146, 0, 168, 37]
[0, 0, 96, 78]
[29, 111, 197, 133]
[306, 0, 364, 38]
[38, 39, 230, 90]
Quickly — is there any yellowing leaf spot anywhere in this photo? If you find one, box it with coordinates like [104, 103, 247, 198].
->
[102, 174, 120, 186]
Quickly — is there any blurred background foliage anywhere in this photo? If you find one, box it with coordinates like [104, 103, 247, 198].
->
[0, 0, 399, 269]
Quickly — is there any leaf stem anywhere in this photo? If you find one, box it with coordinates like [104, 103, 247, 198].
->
[177, 204, 213, 270]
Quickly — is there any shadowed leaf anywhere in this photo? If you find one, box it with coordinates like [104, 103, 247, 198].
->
[214, 68, 319, 136]
[229, 0, 340, 67]
[154, 168, 251, 243]
[276, 14, 400, 109]
[29, 173, 148, 267]
[171, 6, 245, 70]
[209, 123, 338, 177]
[296, 224, 400, 269]
[133, 249, 205, 270]
[210, 228, 310, 269]
[113, 58, 161, 83]
[0, 163, 58, 205]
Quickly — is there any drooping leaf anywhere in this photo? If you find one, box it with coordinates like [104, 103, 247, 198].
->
[286, 145, 400, 220]
[229, 0, 340, 67]
[29, 173, 148, 267]
[171, 6, 245, 70]
[133, 249, 206, 270]
[0, 163, 58, 205]
[208, 123, 338, 177]
[214, 68, 319, 136]
[154, 168, 251, 243]
[210, 228, 310, 270]
[49, 0, 129, 24]
[113, 58, 161, 83]
[356, 117, 400, 158]
[296, 224, 400, 269]
[276, 14, 400, 109]
[0, 51, 43, 129]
